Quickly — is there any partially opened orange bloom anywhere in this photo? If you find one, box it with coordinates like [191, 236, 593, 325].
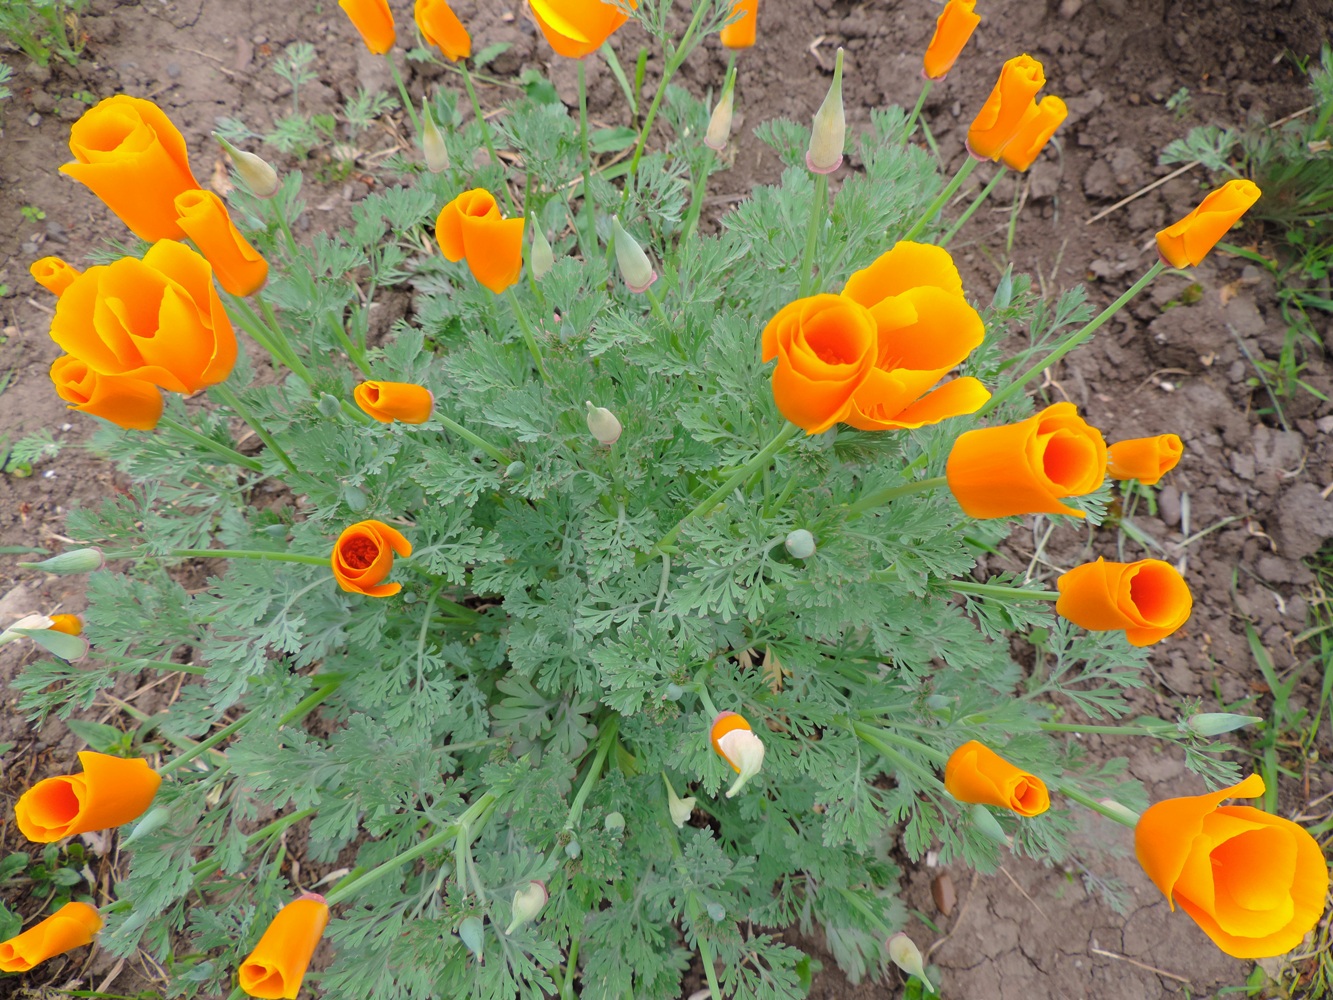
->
[50, 356, 163, 431]
[332, 520, 412, 597]
[999, 96, 1067, 171]
[238, 896, 330, 999]
[14, 751, 162, 842]
[49, 240, 237, 395]
[1107, 434, 1183, 485]
[1156, 179, 1262, 268]
[339, 0, 395, 54]
[710, 711, 765, 798]
[0, 902, 102, 972]
[436, 189, 525, 294]
[415, 0, 471, 60]
[48, 614, 82, 636]
[967, 55, 1047, 160]
[60, 95, 200, 242]
[720, 0, 758, 49]
[1135, 774, 1328, 958]
[30, 257, 82, 297]
[922, 0, 980, 81]
[173, 190, 269, 297]
[529, 0, 634, 59]
[1056, 557, 1191, 646]
[946, 402, 1107, 518]
[944, 740, 1049, 817]
[354, 381, 434, 423]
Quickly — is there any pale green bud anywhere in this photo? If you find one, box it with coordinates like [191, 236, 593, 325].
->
[317, 393, 342, 417]
[505, 880, 548, 934]
[706, 901, 726, 922]
[611, 215, 656, 293]
[420, 97, 450, 173]
[604, 811, 625, 833]
[887, 933, 934, 993]
[504, 460, 527, 480]
[458, 916, 484, 958]
[784, 529, 816, 559]
[1186, 712, 1264, 736]
[969, 803, 1009, 845]
[705, 69, 736, 152]
[531, 225, 554, 279]
[18, 547, 104, 574]
[125, 805, 173, 844]
[564, 839, 582, 859]
[213, 133, 280, 198]
[586, 402, 623, 446]
[806, 48, 846, 174]
[663, 773, 696, 829]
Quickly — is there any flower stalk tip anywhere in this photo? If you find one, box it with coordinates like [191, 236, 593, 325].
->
[420, 97, 450, 173]
[213, 133, 281, 198]
[806, 47, 846, 174]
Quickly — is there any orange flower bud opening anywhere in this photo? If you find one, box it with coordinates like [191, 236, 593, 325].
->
[415, 0, 471, 61]
[331, 519, 412, 597]
[339, 0, 396, 54]
[943, 740, 1050, 817]
[0, 901, 103, 972]
[720, 0, 758, 49]
[354, 381, 435, 424]
[998, 96, 1068, 172]
[1056, 557, 1192, 646]
[922, 0, 980, 81]
[14, 751, 162, 843]
[709, 711, 752, 766]
[529, 0, 634, 59]
[238, 897, 330, 999]
[1156, 179, 1262, 269]
[48, 614, 83, 636]
[50, 356, 164, 431]
[967, 55, 1047, 161]
[173, 189, 269, 297]
[30, 256, 82, 297]
[1107, 434, 1183, 485]
[435, 189, 525, 295]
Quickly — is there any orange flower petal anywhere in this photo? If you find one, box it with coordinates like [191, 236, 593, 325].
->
[720, 0, 758, 49]
[709, 711, 752, 770]
[339, 0, 396, 54]
[967, 55, 1046, 161]
[529, 0, 634, 59]
[998, 96, 1067, 172]
[48, 614, 83, 636]
[459, 214, 525, 294]
[1156, 179, 1262, 268]
[763, 294, 879, 434]
[0, 902, 102, 972]
[414, 0, 471, 60]
[841, 241, 964, 307]
[14, 751, 161, 842]
[50, 355, 163, 431]
[354, 381, 434, 424]
[943, 740, 1049, 817]
[1056, 557, 1192, 646]
[31, 256, 82, 297]
[1107, 434, 1183, 485]
[850, 376, 990, 431]
[331, 520, 411, 597]
[922, 0, 980, 80]
[173, 190, 269, 297]
[238, 898, 330, 999]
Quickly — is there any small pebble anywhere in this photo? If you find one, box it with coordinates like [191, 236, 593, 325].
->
[27, 112, 41, 127]
[931, 872, 956, 916]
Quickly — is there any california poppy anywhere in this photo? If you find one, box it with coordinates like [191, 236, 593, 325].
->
[173, 189, 269, 297]
[0, 902, 102, 972]
[238, 896, 330, 999]
[922, 0, 980, 81]
[998, 96, 1067, 172]
[967, 55, 1047, 161]
[354, 381, 434, 424]
[529, 0, 634, 59]
[50, 356, 163, 431]
[710, 711, 766, 798]
[436, 189, 525, 294]
[30, 257, 82, 297]
[339, 0, 395, 54]
[1056, 557, 1191, 646]
[944, 740, 1049, 817]
[720, 0, 758, 49]
[1107, 434, 1183, 485]
[415, 0, 470, 60]
[1156, 179, 1262, 268]
[14, 751, 162, 842]
[331, 520, 412, 597]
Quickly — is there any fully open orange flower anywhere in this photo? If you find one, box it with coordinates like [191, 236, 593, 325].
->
[720, 0, 758, 49]
[944, 740, 1049, 817]
[1156, 179, 1262, 268]
[15, 751, 162, 843]
[967, 55, 1047, 160]
[946, 402, 1107, 518]
[339, 0, 395, 54]
[0, 902, 102, 972]
[436, 189, 525, 294]
[30, 257, 82, 297]
[60, 96, 200, 242]
[529, 0, 634, 59]
[238, 896, 330, 999]
[999, 96, 1067, 171]
[354, 381, 434, 423]
[50, 356, 163, 431]
[922, 0, 980, 80]
[173, 190, 269, 297]
[1056, 557, 1191, 646]
[1107, 434, 1183, 485]
[49, 240, 237, 395]
[1135, 774, 1328, 958]
[332, 520, 412, 597]
[415, 0, 471, 60]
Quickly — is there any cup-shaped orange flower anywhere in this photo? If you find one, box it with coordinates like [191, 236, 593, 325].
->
[173, 190, 269, 297]
[14, 751, 162, 843]
[946, 402, 1107, 518]
[50, 356, 163, 431]
[415, 0, 471, 60]
[31, 257, 82, 297]
[436, 189, 525, 295]
[999, 96, 1067, 171]
[354, 381, 434, 424]
[238, 896, 330, 999]
[1135, 774, 1328, 958]
[922, 0, 980, 80]
[332, 520, 412, 597]
[1156, 179, 1262, 269]
[49, 240, 237, 395]
[1056, 557, 1192, 646]
[967, 54, 1047, 160]
[0, 902, 102, 972]
[944, 740, 1049, 817]
[60, 95, 200, 242]
[720, 0, 758, 49]
[339, 0, 395, 54]
[1107, 434, 1183, 486]
[529, 0, 634, 59]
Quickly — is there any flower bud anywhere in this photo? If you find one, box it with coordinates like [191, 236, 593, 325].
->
[969, 802, 1009, 845]
[47, 614, 82, 636]
[504, 460, 527, 480]
[317, 393, 343, 418]
[887, 933, 933, 992]
[705, 69, 737, 152]
[1185, 712, 1263, 736]
[124, 804, 173, 843]
[611, 216, 657, 294]
[706, 901, 726, 922]
[505, 881, 547, 935]
[531, 226, 554, 279]
[663, 773, 696, 829]
[4, 619, 89, 662]
[784, 528, 816, 559]
[458, 916, 484, 958]
[18, 547, 105, 575]
[604, 811, 625, 833]
[213, 133, 280, 198]
[710, 711, 766, 799]
[420, 97, 450, 173]
[663, 683, 686, 701]
[806, 47, 846, 174]
[564, 839, 582, 859]
[586, 402, 623, 446]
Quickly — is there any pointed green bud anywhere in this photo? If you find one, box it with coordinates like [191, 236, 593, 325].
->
[663, 773, 696, 829]
[784, 529, 816, 559]
[505, 881, 548, 935]
[611, 216, 657, 294]
[124, 805, 173, 844]
[887, 933, 934, 993]
[458, 916, 484, 958]
[969, 803, 1009, 845]
[18, 547, 104, 574]
[586, 401, 623, 446]
[213, 133, 280, 198]
[317, 393, 342, 418]
[531, 225, 554, 279]
[1185, 712, 1264, 736]
[806, 47, 846, 174]
[504, 460, 527, 480]
[705, 68, 737, 152]
[421, 97, 450, 173]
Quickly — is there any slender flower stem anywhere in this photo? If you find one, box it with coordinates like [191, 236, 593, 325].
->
[212, 383, 299, 475]
[157, 416, 263, 473]
[557, 935, 582, 1000]
[846, 475, 947, 517]
[387, 55, 422, 134]
[166, 549, 330, 566]
[506, 290, 548, 382]
[940, 164, 1008, 247]
[901, 156, 978, 242]
[328, 313, 372, 376]
[645, 286, 670, 327]
[852, 722, 948, 789]
[951, 580, 1058, 601]
[435, 412, 509, 464]
[693, 682, 719, 720]
[1058, 782, 1139, 828]
[256, 298, 313, 383]
[1038, 722, 1172, 737]
[460, 61, 517, 214]
[904, 78, 933, 139]
[694, 923, 723, 1000]
[565, 717, 620, 831]
[102, 653, 208, 676]
[577, 58, 597, 257]
[978, 260, 1166, 417]
[797, 172, 830, 297]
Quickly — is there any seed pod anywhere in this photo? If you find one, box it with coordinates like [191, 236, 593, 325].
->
[504, 461, 527, 480]
[564, 839, 581, 859]
[604, 811, 625, 833]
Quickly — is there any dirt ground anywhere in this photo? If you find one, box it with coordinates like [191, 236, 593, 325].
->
[1, 0, 1330, 997]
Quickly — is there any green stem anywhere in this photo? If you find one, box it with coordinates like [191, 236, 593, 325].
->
[565, 717, 620, 831]
[902, 155, 978, 242]
[387, 55, 422, 135]
[904, 78, 932, 139]
[645, 286, 670, 327]
[951, 580, 1058, 601]
[165, 549, 329, 566]
[212, 384, 299, 475]
[1038, 722, 1171, 737]
[977, 260, 1166, 417]
[558, 935, 582, 1000]
[696, 927, 723, 1000]
[256, 298, 312, 383]
[101, 653, 208, 676]
[797, 172, 830, 297]
[434, 412, 508, 464]
[506, 290, 548, 382]
[940, 165, 1007, 247]
[693, 683, 719, 720]
[1058, 783, 1139, 828]
[328, 313, 372, 376]
[460, 61, 516, 214]
[846, 475, 947, 517]
[577, 58, 597, 257]
[157, 416, 263, 473]
[852, 722, 948, 788]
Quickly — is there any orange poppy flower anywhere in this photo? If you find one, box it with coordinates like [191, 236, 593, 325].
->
[50, 356, 164, 431]
[48, 614, 83, 636]
[720, 0, 758, 49]
[238, 896, 330, 999]
[30, 257, 82, 297]
[339, 0, 395, 54]
[944, 740, 1049, 817]
[173, 190, 269, 297]
[709, 711, 766, 798]
[331, 520, 412, 597]
[1156, 179, 1262, 269]
[436, 189, 525, 294]
[353, 381, 434, 423]
[922, 0, 980, 80]
[1135, 774, 1328, 958]
[0, 902, 103, 972]
[998, 96, 1067, 171]
[60, 96, 200, 242]
[945, 402, 1107, 518]
[967, 54, 1046, 161]
[14, 751, 162, 843]
[1056, 557, 1192, 646]
[1107, 434, 1183, 485]
[415, 0, 471, 60]
[529, 0, 634, 59]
